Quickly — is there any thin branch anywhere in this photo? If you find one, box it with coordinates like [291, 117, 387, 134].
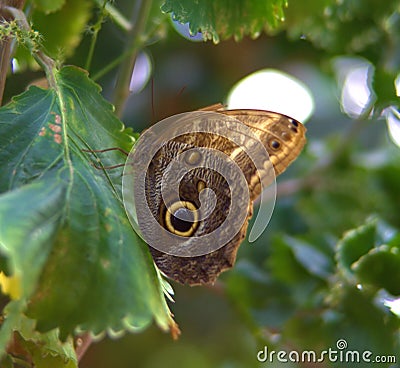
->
[85, 0, 108, 72]
[75, 333, 93, 362]
[2, 5, 56, 88]
[93, 0, 132, 31]
[0, 0, 26, 106]
[91, 13, 164, 82]
[113, 0, 153, 117]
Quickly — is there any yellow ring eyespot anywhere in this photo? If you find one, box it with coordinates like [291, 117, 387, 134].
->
[164, 201, 199, 236]
[197, 180, 206, 192]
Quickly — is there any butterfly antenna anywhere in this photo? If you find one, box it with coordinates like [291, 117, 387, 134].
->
[82, 147, 129, 156]
[82, 147, 129, 170]
[151, 77, 156, 123]
[176, 85, 186, 99]
[172, 85, 187, 113]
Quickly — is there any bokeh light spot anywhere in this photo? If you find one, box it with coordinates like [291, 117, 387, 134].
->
[333, 57, 375, 119]
[171, 20, 203, 42]
[227, 69, 314, 123]
[129, 52, 152, 94]
[384, 107, 400, 147]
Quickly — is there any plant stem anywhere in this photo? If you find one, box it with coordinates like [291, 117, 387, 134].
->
[75, 332, 93, 362]
[93, 0, 132, 32]
[2, 5, 56, 88]
[113, 0, 153, 117]
[85, 0, 107, 72]
[0, 0, 26, 106]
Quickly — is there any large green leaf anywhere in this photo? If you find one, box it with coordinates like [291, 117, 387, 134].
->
[161, 0, 288, 42]
[0, 66, 175, 345]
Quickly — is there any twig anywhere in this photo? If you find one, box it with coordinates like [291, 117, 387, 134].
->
[2, 5, 56, 88]
[75, 332, 93, 362]
[93, 0, 132, 32]
[0, 0, 26, 105]
[113, 0, 153, 117]
[85, 0, 108, 72]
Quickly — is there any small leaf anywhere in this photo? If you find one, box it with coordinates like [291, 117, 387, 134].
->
[0, 306, 77, 368]
[268, 235, 311, 283]
[354, 246, 400, 296]
[336, 217, 377, 277]
[16, 315, 77, 368]
[161, 0, 288, 42]
[269, 235, 331, 282]
[282, 236, 332, 279]
[372, 68, 399, 111]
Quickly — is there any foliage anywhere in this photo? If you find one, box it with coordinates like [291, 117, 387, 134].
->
[0, 0, 400, 367]
[0, 66, 175, 364]
[161, 0, 288, 42]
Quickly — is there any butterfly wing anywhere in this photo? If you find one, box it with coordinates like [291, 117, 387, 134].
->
[148, 106, 306, 285]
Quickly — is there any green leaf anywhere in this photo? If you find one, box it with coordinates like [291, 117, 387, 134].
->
[161, 0, 288, 42]
[336, 218, 377, 278]
[285, 0, 399, 57]
[16, 315, 77, 368]
[328, 285, 399, 356]
[372, 68, 400, 111]
[0, 66, 175, 341]
[269, 235, 312, 284]
[376, 163, 400, 228]
[0, 179, 65, 297]
[269, 235, 331, 283]
[0, 302, 77, 367]
[33, 0, 66, 14]
[282, 236, 332, 279]
[336, 217, 400, 295]
[354, 246, 400, 296]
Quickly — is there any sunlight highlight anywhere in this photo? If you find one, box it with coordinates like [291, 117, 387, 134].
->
[129, 51, 152, 94]
[172, 20, 203, 42]
[384, 107, 400, 147]
[384, 297, 400, 317]
[227, 69, 314, 123]
[333, 57, 375, 118]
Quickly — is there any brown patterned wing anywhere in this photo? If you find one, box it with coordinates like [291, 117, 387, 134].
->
[149, 105, 306, 285]
[219, 109, 307, 176]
